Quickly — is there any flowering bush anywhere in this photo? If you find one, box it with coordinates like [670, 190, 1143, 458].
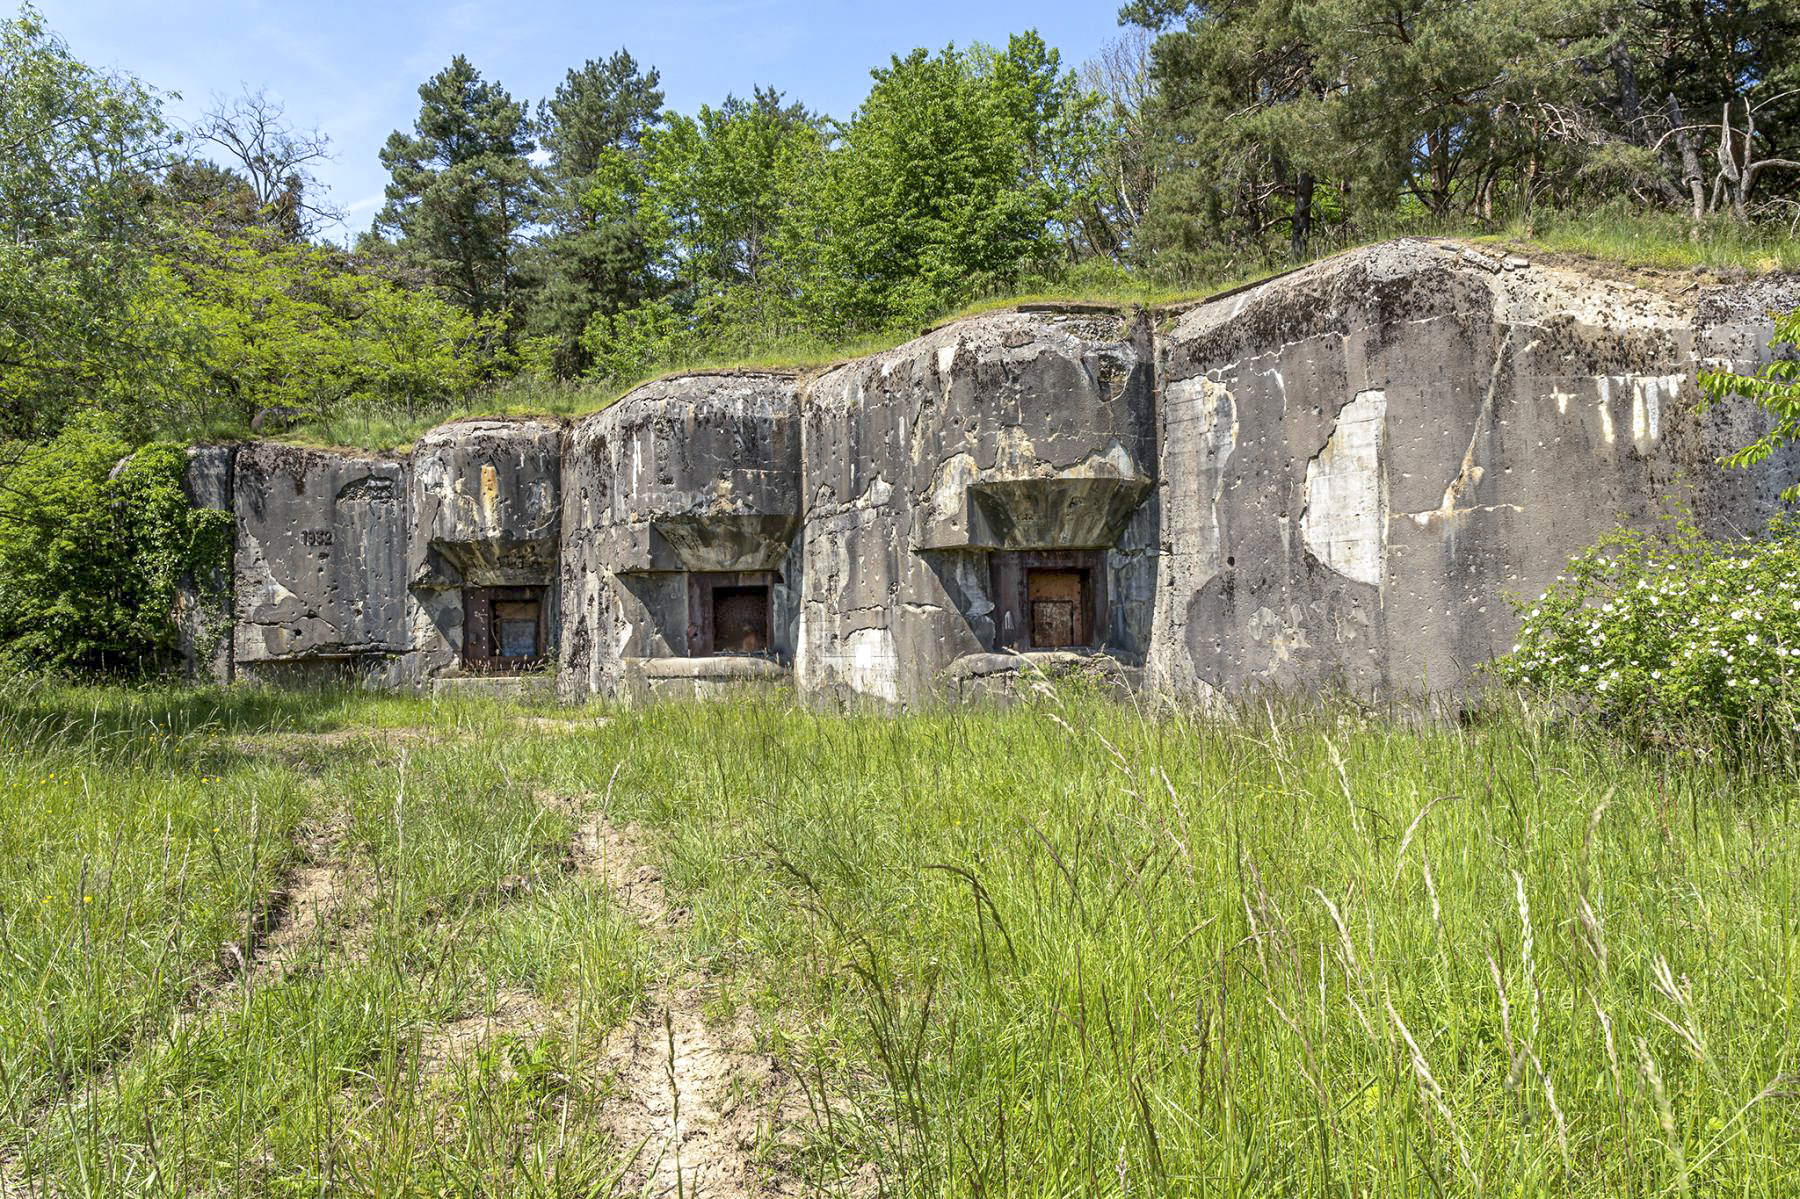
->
[1494, 515, 1800, 749]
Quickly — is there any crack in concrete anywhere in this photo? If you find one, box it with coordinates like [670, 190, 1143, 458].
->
[1409, 332, 1541, 525]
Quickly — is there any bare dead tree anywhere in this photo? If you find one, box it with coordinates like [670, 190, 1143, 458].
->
[1652, 88, 1800, 223]
[1709, 90, 1800, 221]
[190, 87, 343, 238]
[1078, 30, 1161, 258]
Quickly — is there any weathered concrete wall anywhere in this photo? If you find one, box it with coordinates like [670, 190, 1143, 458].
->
[1148, 240, 1800, 699]
[559, 373, 804, 697]
[199, 240, 1799, 705]
[408, 419, 563, 677]
[796, 309, 1156, 705]
[410, 419, 563, 585]
[233, 443, 410, 683]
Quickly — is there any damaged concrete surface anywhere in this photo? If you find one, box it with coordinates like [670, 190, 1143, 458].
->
[559, 372, 804, 697]
[1151, 238, 1800, 697]
[409, 419, 564, 679]
[232, 443, 410, 683]
[799, 308, 1157, 704]
[184, 240, 1800, 705]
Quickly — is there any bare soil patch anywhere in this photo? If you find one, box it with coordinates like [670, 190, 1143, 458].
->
[570, 806, 801, 1198]
[414, 987, 554, 1077]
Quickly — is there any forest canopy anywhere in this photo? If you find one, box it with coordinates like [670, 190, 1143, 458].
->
[0, 1, 1796, 449]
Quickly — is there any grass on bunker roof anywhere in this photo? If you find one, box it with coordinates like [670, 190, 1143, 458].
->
[1, 675, 1797, 1196]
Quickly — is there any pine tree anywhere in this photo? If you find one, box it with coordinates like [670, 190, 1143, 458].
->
[371, 56, 540, 330]
[525, 51, 666, 376]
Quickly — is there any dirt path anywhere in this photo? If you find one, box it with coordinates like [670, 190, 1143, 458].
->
[0, 809, 361, 1199]
[573, 810, 797, 1198]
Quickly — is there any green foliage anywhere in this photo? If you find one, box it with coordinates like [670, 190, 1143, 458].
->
[1121, 0, 1800, 279]
[149, 226, 503, 435]
[545, 36, 1108, 367]
[523, 51, 668, 376]
[1494, 515, 1800, 753]
[1699, 304, 1800, 500]
[0, 5, 174, 440]
[4, 5, 1800, 449]
[0, 419, 227, 673]
[371, 55, 541, 329]
[794, 43, 1064, 331]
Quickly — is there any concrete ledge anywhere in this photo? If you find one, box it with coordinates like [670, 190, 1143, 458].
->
[628, 655, 789, 681]
[430, 673, 557, 700]
[619, 655, 791, 702]
[944, 650, 1109, 679]
[942, 650, 1140, 702]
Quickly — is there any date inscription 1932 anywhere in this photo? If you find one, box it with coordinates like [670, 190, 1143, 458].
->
[301, 529, 333, 547]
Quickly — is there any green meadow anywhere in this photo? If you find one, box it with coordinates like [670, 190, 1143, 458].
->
[0, 679, 1794, 1197]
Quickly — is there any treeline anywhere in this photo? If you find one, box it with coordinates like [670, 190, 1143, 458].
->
[358, 36, 1105, 382]
[1121, 0, 1800, 276]
[0, 1, 1797, 447]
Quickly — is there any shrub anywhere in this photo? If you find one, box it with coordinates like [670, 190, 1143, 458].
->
[1698, 302, 1800, 500]
[1493, 514, 1800, 752]
[0, 417, 230, 673]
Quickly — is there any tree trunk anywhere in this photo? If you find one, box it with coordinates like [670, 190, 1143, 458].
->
[1610, 39, 1644, 144]
[1292, 172, 1314, 260]
[1665, 94, 1706, 222]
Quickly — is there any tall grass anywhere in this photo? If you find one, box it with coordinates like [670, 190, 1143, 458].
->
[512, 683, 1800, 1197]
[0, 681, 652, 1195]
[5, 678, 1797, 1195]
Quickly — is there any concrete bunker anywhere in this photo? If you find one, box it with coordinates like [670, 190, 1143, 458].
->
[183, 241, 1800, 705]
[231, 443, 411, 686]
[956, 474, 1153, 654]
[407, 419, 563, 681]
[796, 308, 1160, 703]
[561, 373, 803, 698]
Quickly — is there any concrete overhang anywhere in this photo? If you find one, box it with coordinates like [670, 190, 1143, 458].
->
[606, 513, 799, 574]
[917, 476, 1152, 551]
[411, 536, 561, 589]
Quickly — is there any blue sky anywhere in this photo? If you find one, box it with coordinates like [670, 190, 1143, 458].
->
[43, 1, 1129, 242]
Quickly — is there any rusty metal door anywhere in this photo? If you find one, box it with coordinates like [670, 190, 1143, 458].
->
[493, 599, 542, 659]
[1026, 568, 1087, 648]
[463, 586, 547, 670]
